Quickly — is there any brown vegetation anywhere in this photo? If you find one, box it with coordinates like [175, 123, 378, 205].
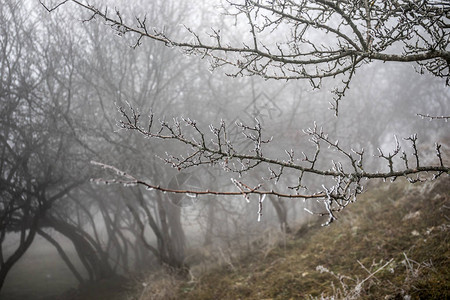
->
[132, 177, 449, 299]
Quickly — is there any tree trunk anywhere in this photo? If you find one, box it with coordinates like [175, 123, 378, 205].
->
[0, 210, 40, 291]
[37, 229, 85, 285]
[41, 215, 114, 281]
[269, 196, 291, 233]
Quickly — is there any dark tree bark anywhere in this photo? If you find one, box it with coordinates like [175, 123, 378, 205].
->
[37, 228, 85, 285]
[0, 208, 41, 291]
[41, 215, 115, 281]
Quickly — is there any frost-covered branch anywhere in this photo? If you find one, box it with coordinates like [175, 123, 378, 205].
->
[90, 103, 449, 226]
[417, 113, 450, 121]
[44, 0, 450, 115]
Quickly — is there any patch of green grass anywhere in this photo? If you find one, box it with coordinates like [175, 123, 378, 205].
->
[176, 178, 450, 299]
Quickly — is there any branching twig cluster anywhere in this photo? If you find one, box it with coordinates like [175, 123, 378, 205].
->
[90, 103, 449, 226]
[43, 0, 450, 115]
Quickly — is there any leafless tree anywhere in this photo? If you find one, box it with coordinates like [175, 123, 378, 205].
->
[70, 0, 216, 273]
[39, 0, 449, 229]
[0, 0, 86, 289]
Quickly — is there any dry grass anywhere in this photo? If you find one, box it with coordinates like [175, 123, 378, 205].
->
[170, 177, 450, 299]
[133, 269, 184, 300]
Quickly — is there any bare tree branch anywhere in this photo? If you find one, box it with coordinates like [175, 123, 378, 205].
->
[417, 113, 450, 121]
[43, 0, 450, 114]
[89, 103, 449, 226]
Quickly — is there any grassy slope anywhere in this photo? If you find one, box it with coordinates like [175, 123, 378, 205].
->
[175, 178, 450, 299]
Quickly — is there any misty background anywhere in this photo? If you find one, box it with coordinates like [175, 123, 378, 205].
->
[0, 0, 448, 299]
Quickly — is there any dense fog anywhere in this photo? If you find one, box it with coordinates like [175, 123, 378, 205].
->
[0, 0, 448, 299]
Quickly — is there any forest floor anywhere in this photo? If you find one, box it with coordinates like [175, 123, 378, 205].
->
[135, 177, 449, 300]
[5, 177, 446, 300]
